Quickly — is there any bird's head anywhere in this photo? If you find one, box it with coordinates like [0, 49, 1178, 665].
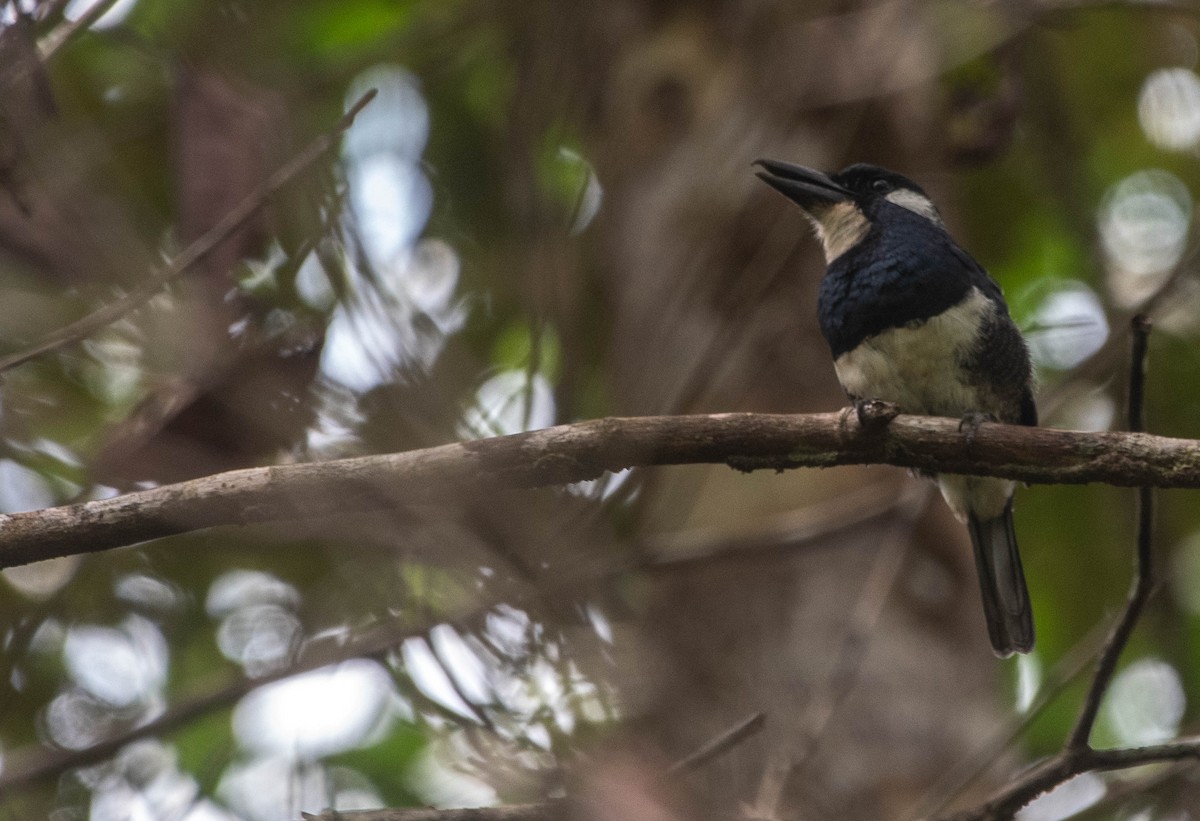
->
[754, 160, 942, 263]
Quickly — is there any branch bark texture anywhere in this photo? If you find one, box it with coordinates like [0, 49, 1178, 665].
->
[301, 804, 560, 821]
[3, 411, 1200, 568]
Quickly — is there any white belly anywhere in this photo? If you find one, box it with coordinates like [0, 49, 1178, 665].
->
[832, 286, 993, 417]
[832, 287, 1014, 520]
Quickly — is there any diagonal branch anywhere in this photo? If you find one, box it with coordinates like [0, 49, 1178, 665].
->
[0, 607, 423, 792]
[935, 315, 1170, 821]
[0, 490, 837, 794]
[0, 88, 377, 374]
[300, 805, 560, 821]
[296, 716, 769, 820]
[4, 410, 1200, 569]
[751, 484, 926, 819]
[37, 0, 121, 59]
[1066, 314, 1155, 750]
[913, 619, 1110, 818]
[939, 739, 1200, 821]
[666, 712, 766, 776]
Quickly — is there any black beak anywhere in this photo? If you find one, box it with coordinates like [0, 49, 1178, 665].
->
[754, 158, 851, 211]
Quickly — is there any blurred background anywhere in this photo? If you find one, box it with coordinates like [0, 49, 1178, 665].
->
[0, 0, 1198, 819]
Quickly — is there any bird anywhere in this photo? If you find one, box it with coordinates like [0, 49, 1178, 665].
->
[754, 158, 1037, 656]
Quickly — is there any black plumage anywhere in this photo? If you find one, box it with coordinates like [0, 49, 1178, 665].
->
[818, 204, 979, 358]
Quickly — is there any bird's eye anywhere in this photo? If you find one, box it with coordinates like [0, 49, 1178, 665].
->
[872, 179, 892, 193]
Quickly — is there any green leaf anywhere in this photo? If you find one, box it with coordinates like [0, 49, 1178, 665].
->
[324, 721, 428, 806]
[172, 705, 237, 795]
[293, 0, 416, 59]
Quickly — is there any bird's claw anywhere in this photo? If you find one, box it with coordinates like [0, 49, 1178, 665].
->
[837, 404, 858, 437]
[843, 398, 900, 432]
[958, 411, 997, 447]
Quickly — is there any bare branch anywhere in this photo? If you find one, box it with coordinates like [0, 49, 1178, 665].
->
[0, 88, 377, 374]
[793, 485, 926, 765]
[300, 805, 560, 821]
[4, 411, 1200, 569]
[0, 476, 893, 793]
[939, 739, 1200, 821]
[305, 704, 857, 821]
[936, 315, 1170, 820]
[914, 620, 1110, 818]
[0, 482, 880, 794]
[666, 712, 766, 776]
[1066, 314, 1155, 750]
[0, 602, 430, 792]
[752, 484, 926, 819]
[37, 0, 121, 58]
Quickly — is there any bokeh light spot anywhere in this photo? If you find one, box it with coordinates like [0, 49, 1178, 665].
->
[1099, 170, 1192, 306]
[64, 0, 138, 29]
[64, 616, 167, 707]
[233, 659, 394, 758]
[458, 370, 555, 438]
[1104, 657, 1185, 745]
[1138, 68, 1200, 151]
[1024, 281, 1109, 371]
[206, 569, 300, 618]
[215, 603, 302, 676]
[1016, 773, 1105, 820]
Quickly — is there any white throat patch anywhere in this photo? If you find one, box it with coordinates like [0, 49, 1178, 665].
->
[810, 201, 869, 263]
[885, 188, 943, 225]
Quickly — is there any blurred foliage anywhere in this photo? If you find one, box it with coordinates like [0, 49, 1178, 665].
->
[2, 1, 1200, 820]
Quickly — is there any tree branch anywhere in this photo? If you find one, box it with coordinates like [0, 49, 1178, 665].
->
[939, 739, 1200, 821]
[37, 0, 121, 59]
[0, 88, 377, 374]
[0, 485, 820, 794]
[301, 805, 560, 821]
[914, 620, 1110, 818]
[751, 484, 926, 819]
[665, 712, 766, 776]
[1066, 315, 1155, 750]
[936, 315, 1170, 820]
[295, 714, 767, 821]
[4, 411, 1200, 569]
[0, 605, 434, 792]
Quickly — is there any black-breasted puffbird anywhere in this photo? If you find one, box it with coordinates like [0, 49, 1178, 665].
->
[754, 159, 1037, 657]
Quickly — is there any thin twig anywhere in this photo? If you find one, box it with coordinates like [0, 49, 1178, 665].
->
[1066, 314, 1154, 751]
[0, 88, 377, 374]
[301, 804, 560, 821]
[35, 0, 74, 25]
[1041, 239, 1198, 423]
[665, 712, 766, 776]
[794, 485, 926, 768]
[0, 603, 472, 792]
[426, 630, 497, 732]
[749, 484, 926, 820]
[914, 619, 1110, 819]
[940, 738, 1200, 821]
[938, 315, 1162, 820]
[0, 492, 825, 793]
[1069, 753, 1192, 813]
[37, 0, 121, 59]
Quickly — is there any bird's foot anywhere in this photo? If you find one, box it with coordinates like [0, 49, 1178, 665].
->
[837, 404, 857, 437]
[843, 398, 900, 432]
[958, 411, 997, 447]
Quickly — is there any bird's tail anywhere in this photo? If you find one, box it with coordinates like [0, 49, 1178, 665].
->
[967, 502, 1034, 657]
